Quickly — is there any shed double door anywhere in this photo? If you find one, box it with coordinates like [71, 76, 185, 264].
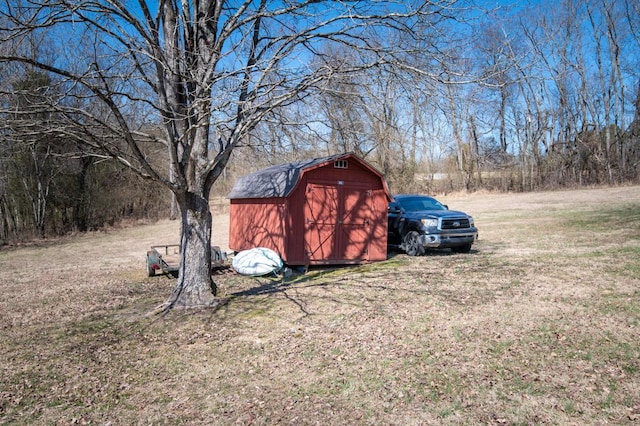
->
[304, 181, 372, 263]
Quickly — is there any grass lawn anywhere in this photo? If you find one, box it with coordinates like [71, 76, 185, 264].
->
[1, 186, 639, 425]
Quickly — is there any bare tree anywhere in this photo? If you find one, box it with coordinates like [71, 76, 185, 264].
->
[4, 71, 61, 238]
[0, 0, 458, 310]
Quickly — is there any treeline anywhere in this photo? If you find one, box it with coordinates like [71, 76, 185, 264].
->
[0, 71, 169, 244]
[0, 152, 169, 243]
[227, 0, 640, 194]
[0, 141, 169, 244]
[2, 0, 640, 243]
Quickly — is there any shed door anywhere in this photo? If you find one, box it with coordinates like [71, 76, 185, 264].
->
[304, 183, 338, 262]
[304, 182, 371, 263]
[340, 187, 371, 260]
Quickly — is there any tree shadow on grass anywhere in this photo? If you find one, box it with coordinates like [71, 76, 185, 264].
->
[161, 245, 479, 322]
[223, 259, 439, 319]
[226, 269, 341, 318]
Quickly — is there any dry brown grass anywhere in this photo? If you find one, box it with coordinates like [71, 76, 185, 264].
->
[1, 186, 640, 425]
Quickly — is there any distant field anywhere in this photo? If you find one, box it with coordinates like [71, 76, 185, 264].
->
[1, 186, 639, 425]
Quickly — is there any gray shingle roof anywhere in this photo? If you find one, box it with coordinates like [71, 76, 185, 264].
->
[227, 153, 349, 199]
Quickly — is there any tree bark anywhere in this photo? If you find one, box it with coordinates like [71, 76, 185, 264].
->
[163, 191, 217, 311]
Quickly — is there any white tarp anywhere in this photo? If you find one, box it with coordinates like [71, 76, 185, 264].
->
[232, 247, 283, 276]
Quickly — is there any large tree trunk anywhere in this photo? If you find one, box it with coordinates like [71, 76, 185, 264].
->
[163, 191, 218, 311]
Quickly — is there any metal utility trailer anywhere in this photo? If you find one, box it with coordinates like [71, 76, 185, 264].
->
[146, 244, 227, 277]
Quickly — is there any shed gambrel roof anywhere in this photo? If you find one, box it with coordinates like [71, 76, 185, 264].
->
[227, 153, 370, 199]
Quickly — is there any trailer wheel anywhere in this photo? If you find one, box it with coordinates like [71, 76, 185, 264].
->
[146, 256, 155, 277]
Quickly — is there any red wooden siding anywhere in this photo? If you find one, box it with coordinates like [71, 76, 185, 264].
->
[228, 198, 288, 254]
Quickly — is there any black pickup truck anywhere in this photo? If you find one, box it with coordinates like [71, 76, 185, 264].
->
[388, 194, 478, 256]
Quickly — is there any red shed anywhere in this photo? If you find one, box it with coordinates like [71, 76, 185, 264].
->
[227, 153, 392, 266]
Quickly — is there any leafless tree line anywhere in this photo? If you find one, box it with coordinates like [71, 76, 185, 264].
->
[230, 0, 640, 194]
[0, 70, 169, 243]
